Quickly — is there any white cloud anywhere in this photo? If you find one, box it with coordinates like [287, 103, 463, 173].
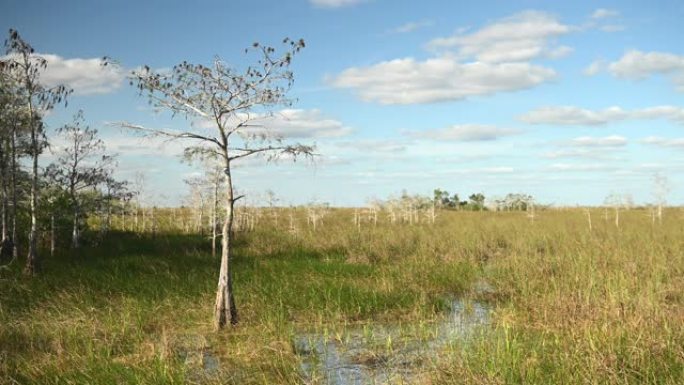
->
[541, 136, 627, 160]
[104, 136, 191, 157]
[632, 106, 684, 123]
[387, 20, 434, 34]
[332, 10, 570, 105]
[335, 139, 407, 153]
[196, 108, 351, 139]
[47, 132, 193, 160]
[583, 60, 606, 75]
[609, 50, 684, 79]
[407, 124, 521, 141]
[427, 11, 571, 63]
[258, 109, 352, 139]
[542, 149, 611, 159]
[591, 9, 619, 20]
[569, 135, 627, 147]
[33, 54, 124, 95]
[309, 0, 365, 8]
[520, 106, 627, 125]
[582, 9, 624, 33]
[332, 56, 556, 104]
[587, 50, 684, 91]
[520, 105, 684, 125]
[641, 136, 684, 148]
[547, 45, 574, 59]
[548, 163, 617, 172]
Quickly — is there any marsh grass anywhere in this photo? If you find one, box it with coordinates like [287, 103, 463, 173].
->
[1, 208, 683, 384]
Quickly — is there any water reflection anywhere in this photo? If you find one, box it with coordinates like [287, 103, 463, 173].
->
[294, 299, 490, 385]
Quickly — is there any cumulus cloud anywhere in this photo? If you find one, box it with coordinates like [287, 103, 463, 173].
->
[520, 106, 627, 125]
[641, 136, 684, 148]
[548, 163, 617, 172]
[387, 20, 434, 34]
[583, 9, 625, 33]
[591, 9, 619, 20]
[541, 136, 627, 160]
[47, 134, 191, 159]
[586, 50, 684, 91]
[569, 135, 627, 147]
[406, 124, 521, 141]
[609, 50, 684, 79]
[332, 11, 571, 104]
[583, 60, 606, 75]
[259, 109, 353, 139]
[17, 54, 126, 95]
[196, 109, 352, 139]
[335, 139, 407, 153]
[542, 149, 610, 159]
[426, 11, 571, 62]
[332, 57, 556, 104]
[520, 105, 684, 125]
[309, 0, 365, 8]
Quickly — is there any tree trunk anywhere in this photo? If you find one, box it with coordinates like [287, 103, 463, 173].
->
[120, 201, 125, 231]
[151, 206, 156, 238]
[25, 115, 40, 275]
[657, 204, 663, 225]
[1, 140, 7, 240]
[72, 202, 80, 249]
[0, 140, 12, 264]
[212, 175, 219, 257]
[50, 214, 55, 257]
[214, 164, 237, 329]
[10, 124, 18, 258]
[106, 196, 112, 232]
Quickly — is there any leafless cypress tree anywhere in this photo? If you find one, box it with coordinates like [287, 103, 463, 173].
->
[652, 173, 670, 225]
[101, 177, 129, 233]
[46, 110, 113, 249]
[1, 29, 71, 274]
[116, 38, 314, 329]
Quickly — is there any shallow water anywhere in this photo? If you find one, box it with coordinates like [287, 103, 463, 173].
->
[294, 298, 490, 385]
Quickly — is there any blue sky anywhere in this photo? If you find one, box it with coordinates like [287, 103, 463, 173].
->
[3, 0, 684, 206]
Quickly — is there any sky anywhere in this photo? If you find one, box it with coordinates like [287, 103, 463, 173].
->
[2, 0, 684, 207]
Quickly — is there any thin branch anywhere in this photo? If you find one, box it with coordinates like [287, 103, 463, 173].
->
[227, 145, 313, 162]
[113, 122, 222, 147]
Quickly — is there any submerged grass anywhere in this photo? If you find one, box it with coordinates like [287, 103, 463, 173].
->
[1, 208, 683, 384]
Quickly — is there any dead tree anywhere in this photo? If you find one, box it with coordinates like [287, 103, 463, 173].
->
[117, 38, 314, 329]
[46, 110, 113, 249]
[1, 29, 71, 274]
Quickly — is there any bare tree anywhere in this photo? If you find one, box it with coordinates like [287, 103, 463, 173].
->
[2, 29, 71, 274]
[652, 173, 670, 225]
[46, 110, 113, 248]
[206, 162, 224, 256]
[604, 193, 633, 229]
[265, 189, 279, 227]
[101, 176, 129, 233]
[117, 38, 314, 329]
[0, 72, 19, 262]
[184, 176, 208, 235]
[132, 172, 146, 232]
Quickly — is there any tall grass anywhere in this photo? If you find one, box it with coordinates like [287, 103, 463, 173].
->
[1, 208, 682, 384]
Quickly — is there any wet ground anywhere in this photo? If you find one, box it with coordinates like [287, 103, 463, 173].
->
[293, 298, 490, 385]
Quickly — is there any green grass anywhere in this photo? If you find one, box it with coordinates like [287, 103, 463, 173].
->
[1, 208, 683, 384]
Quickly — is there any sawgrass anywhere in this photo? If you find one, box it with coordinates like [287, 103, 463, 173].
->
[1, 208, 682, 384]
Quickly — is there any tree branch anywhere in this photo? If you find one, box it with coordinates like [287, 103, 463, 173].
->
[113, 122, 222, 147]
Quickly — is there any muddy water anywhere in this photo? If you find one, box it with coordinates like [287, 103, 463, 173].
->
[294, 299, 490, 385]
